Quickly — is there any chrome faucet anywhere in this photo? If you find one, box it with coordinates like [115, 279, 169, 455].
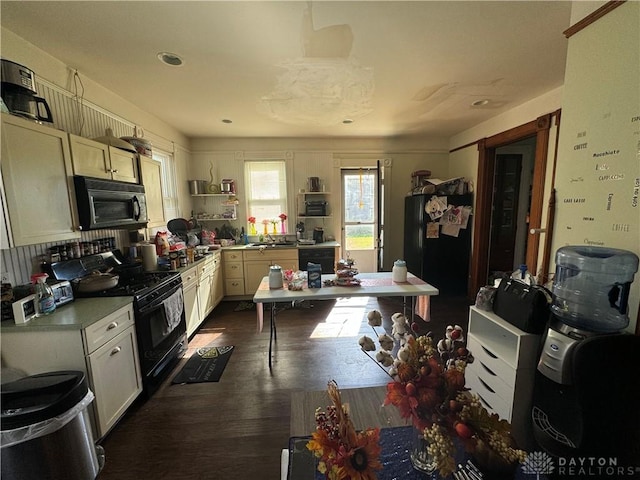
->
[265, 233, 276, 244]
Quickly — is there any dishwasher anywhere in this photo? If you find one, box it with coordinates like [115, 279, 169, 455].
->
[298, 248, 335, 274]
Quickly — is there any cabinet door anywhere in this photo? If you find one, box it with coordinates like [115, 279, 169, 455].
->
[1, 114, 80, 246]
[69, 134, 111, 179]
[212, 258, 224, 308]
[244, 260, 272, 294]
[87, 326, 142, 437]
[139, 156, 165, 226]
[109, 147, 139, 184]
[183, 281, 200, 338]
[198, 259, 215, 319]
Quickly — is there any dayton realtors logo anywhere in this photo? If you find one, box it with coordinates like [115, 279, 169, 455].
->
[519, 452, 640, 478]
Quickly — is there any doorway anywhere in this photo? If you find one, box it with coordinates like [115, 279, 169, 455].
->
[469, 112, 559, 299]
[488, 137, 536, 281]
[341, 168, 378, 273]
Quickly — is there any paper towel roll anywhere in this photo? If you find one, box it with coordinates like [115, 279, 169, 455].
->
[141, 244, 158, 271]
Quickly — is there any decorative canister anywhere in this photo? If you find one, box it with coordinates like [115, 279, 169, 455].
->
[392, 260, 408, 283]
[269, 265, 284, 289]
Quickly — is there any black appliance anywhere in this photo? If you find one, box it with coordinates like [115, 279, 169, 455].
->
[51, 251, 186, 396]
[531, 246, 640, 463]
[1, 59, 53, 123]
[73, 176, 148, 231]
[403, 193, 472, 295]
[305, 200, 327, 216]
[299, 247, 335, 274]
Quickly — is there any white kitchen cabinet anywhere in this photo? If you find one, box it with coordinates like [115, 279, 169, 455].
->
[69, 134, 139, 184]
[465, 306, 540, 449]
[223, 250, 245, 297]
[243, 248, 298, 295]
[198, 255, 215, 320]
[0, 113, 80, 247]
[0, 304, 141, 440]
[181, 265, 200, 338]
[139, 156, 165, 227]
[211, 251, 224, 308]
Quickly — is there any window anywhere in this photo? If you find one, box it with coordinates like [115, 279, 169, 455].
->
[244, 160, 287, 231]
[152, 148, 179, 220]
[342, 169, 377, 250]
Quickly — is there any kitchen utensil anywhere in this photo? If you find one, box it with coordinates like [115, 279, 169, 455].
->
[167, 218, 190, 240]
[93, 127, 137, 153]
[75, 270, 119, 293]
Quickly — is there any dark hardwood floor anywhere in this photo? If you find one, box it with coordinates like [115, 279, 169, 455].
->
[97, 294, 471, 480]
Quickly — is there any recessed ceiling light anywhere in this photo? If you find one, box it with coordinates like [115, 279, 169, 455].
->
[157, 52, 184, 67]
[222, 119, 233, 124]
[343, 119, 354, 124]
[471, 99, 490, 107]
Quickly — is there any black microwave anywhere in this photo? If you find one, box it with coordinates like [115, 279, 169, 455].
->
[74, 176, 148, 230]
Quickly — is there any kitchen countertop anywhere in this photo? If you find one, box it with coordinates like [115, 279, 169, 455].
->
[221, 241, 340, 250]
[0, 296, 133, 332]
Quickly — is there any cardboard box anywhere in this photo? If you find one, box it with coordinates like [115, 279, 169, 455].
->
[307, 263, 322, 288]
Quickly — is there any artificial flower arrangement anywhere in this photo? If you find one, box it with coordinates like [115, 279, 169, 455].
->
[247, 216, 257, 235]
[261, 218, 270, 235]
[307, 380, 382, 480]
[359, 311, 527, 477]
[279, 213, 287, 234]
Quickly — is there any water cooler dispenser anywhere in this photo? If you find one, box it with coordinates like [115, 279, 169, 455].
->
[532, 246, 640, 463]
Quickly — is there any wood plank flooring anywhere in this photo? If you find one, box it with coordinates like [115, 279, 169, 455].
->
[97, 294, 471, 480]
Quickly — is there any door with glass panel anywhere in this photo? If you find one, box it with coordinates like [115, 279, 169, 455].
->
[341, 169, 378, 273]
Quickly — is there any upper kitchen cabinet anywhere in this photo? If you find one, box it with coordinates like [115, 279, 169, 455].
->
[69, 134, 139, 184]
[139, 156, 165, 227]
[1, 113, 80, 247]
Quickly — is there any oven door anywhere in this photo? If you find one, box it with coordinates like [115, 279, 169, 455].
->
[135, 285, 187, 384]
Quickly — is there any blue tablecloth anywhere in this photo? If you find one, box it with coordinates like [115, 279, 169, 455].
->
[288, 426, 545, 480]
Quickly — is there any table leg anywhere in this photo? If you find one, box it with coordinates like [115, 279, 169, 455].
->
[269, 302, 277, 369]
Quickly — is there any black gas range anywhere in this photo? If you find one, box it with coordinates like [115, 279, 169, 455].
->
[50, 251, 187, 396]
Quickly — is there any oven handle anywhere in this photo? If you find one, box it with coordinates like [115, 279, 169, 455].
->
[137, 285, 182, 315]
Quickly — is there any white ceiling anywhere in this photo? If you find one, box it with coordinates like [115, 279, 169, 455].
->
[0, 1, 572, 139]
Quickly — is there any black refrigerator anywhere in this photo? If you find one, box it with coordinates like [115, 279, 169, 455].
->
[403, 194, 473, 295]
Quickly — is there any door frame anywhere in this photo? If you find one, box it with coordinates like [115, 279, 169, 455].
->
[469, 112, 558, 300]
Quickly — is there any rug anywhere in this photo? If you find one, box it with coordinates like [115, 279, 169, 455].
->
[233, 301, 255, 311]
[171, 345, 234, 384]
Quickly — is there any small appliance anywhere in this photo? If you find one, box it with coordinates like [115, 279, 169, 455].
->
[73, 175, 148, 230]
[308, 177, 321, 192]
[305, 200, 327, 216]
[532, 246, 640, 462]
[220, 179, 236, 194]
[48, 279, 74, 307]
[1, 59, 53, 123]
[312, 227, 324, 244]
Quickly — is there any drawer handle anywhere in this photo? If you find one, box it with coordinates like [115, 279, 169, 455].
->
[478, 377, 496, 393]
[110, 346, 122, 356]
[481, 345, 498, 359]
[106, 322, 118, 330]
[477, 392, 493, 411]
[479, 361, 497, 377]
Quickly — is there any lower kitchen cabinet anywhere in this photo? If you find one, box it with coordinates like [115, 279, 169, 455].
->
[243, 248, 298, 295]
[223, 250, 245, 297]
[0, 304, 141, 440]
[465, 306, 540, 449]
[181, 265, 200, 338]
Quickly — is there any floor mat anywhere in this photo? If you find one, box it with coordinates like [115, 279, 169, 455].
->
[171, 345, 234, 384]
[233, 301, 255, 311]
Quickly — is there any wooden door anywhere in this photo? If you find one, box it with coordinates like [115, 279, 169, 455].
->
[489, 154, 523, 273]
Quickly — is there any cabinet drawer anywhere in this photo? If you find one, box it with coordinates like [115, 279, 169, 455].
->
[243, 248, 298, 262]
[224, 261, 244, 279]
[467, 334, 517, 388]
[84, 304, 134, 354]
[466, 369, 512, 421]
[223, 250, 243, 262]
[466, 361, 514, 405]
[181, 266, 199, 289]
[225, 279, 245, 296]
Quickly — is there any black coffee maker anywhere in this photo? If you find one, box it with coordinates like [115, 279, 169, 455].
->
[1, 59, 53, 123]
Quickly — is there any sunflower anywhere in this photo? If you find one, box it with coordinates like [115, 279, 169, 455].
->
[307, 381, 382, 480]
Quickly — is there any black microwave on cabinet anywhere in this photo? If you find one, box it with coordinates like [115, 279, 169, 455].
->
[73, 176, 148, 230]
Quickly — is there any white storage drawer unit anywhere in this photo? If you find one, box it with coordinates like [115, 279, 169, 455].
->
[466, 306, 541, 449]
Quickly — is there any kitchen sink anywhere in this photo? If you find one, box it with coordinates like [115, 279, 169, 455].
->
[246, 242, 297, 248]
